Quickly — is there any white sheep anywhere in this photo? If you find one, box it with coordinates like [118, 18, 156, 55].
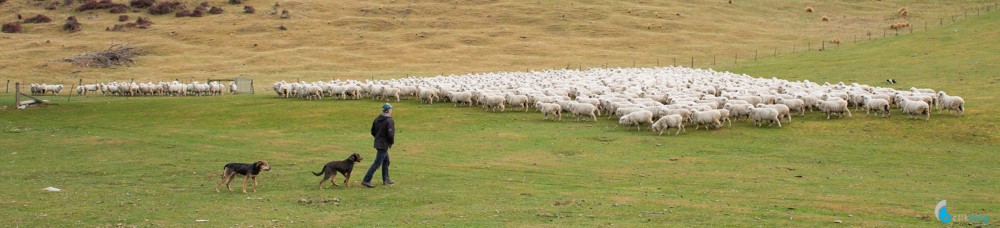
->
[570, 103, 599, 121]
[419, 89, 439, 104]
[899, 98, 930, 121]
[689, 110, 722, 130]
[748, 107, 782, 127]
[723, 103, 753, 120]
[862, 96, 891, 118]
[535, 101, 562, 121]
[816, 100, 851, 119]
[652, 114, 685, 135]
[775, 97, 806, 116]
[449, 91, 473, 107]
[617, 110, 654, 131]
[716, 108, 733, 128]
[483, 96, 506, 112]
[506, 94, 530, 112]
[936, 91, 965, 116]
[756, 104, 792, 123]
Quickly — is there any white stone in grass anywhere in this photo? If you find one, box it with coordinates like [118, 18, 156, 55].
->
[43, 187, 61, 192]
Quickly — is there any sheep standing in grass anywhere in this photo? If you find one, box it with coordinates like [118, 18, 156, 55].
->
[381, 88, 401, 102]
[689, 110, 722, 130]
[724, 103, 753, 120]
[506, 94, 530, 112]
[756, 104, 791, 123]
[229, 82, 238, 95]
[936, 91, 965, 116]
[483, 96, 506, 112]
[862, 96, 891, 118]
[418, 88, 439, 104]
[716, 108, 733, 128]
[899, 98, 930, 120]
[652, 114, 685, 135]
[449, 91, 473, 107]
[776, 97, 806, 116]
[748, 107, 782, 127]
[816, 100, 851, 119]
[535, 101, 562, 120]
[570, 103, 599, 121]
[617, 110, 654, 131]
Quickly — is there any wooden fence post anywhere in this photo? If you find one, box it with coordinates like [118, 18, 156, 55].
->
[754, 49, 758, 61]
[734, 53, 738, 66]
[774, 47, 777, 57]
[673, 57, 676, 66]
[5, 80, 8, 94]
[712, 55, 716, 66]
[690, 57, 694, 68]
[15, 82, 19, 106]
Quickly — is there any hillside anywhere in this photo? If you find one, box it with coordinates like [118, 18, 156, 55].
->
[1, 0, 994, 84]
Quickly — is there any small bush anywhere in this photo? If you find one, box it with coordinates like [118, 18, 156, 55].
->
[76, 0, 127, 12]
[191, 8, 204, 17]
[278, 24, 287, 30]
[805, 6, 813, 13]
[821, 16, 829, 22]
[2, 22, 23, 33]
[175, 9, 191, 17]
[198, 1, 208, 7]
[135, 17, 152, 27]
[243, 5, 255, 13]
[109, 5, 128, 13]
[209, 6, 222, 14]
[228, 0, 241, 5]
[0, 0, 8, 4]
[118, 15, 129, 21]
[129, 0, 154, 8]
[24, 14, 53, 23]
[280, 9, 289, 19]
[45, 0, 60, 10]
[63, 16, 81, 32]
[149, 1, 184, 15]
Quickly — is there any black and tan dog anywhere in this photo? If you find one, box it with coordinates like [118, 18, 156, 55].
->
[312, 153, 363, 189]
[216, 160, 271, 193]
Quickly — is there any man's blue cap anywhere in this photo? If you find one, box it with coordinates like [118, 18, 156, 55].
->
[382, 103, 393, 112]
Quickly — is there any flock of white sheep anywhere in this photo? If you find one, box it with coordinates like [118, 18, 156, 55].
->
[274, 67, 966, 135]
[28, 81, 238, 97]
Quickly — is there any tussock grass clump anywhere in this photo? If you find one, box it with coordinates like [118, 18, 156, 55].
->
[2, 22, 23, 33]
[228, 0, 241, 4]
[889, 22, 910, 30]
[209, 6, 223, 14]
[129, 0, 154, 8]
[243, 5, 255, 13]
[280, 9, 290, 19]
[76, 0, 127, 12]
[821, 16, 829, 21]
[23, 14, 53, 23]
[59, 43, 142, 67]
[118, 15, 129, 21]
[149, 1, 184, 15]
[805, 6, 813, 13]
[45, 0, 60, 10]
[135, 17, 152, 27]
[175, 9, 191, 17]
[63, 16, 81, 32]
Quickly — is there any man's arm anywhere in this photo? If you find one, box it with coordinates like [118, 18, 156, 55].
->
[386, 119, 395, 145]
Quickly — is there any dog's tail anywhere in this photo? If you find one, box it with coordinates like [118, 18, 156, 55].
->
[312, 169, 324, 176]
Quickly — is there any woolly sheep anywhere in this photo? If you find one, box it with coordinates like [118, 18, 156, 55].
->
[716, 108, 732, 128]
[936, 91, 965, 116]
[617, 110, 654, 131]
[449, 91, 473, 107]
[570, 103, 599, 121]
[861, 96, 890, 118]
[756, 104, 792, 123]
[535, 101, 562, 121]
[775, 97, 806, 116]
[689, 110, 722, 130]
[899, 98, 930, 121]
[723, 103, 753, 120]
[419, 88, 439, 104]
[816, 100, 851, 119]
[652, 114, 685, 135]
[506, 94, 530, 112]
[748, 107, 781, 127]
[483, 96, 506, 112]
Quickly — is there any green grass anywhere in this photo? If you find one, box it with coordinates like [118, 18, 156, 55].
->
[0, 11, 997, 227]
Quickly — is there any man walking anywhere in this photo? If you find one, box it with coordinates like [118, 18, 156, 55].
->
[362, 103, 395, 188]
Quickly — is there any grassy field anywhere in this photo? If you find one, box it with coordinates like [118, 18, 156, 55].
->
[0, 10, 997, 226]
[0, 0, 995, 83]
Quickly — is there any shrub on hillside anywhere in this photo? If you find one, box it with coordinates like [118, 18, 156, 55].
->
[45, 0, 60, 10]
[228, 0, 241, 5]
[198, 1, 208, 7]
[805, 6, 813, 13]
[76, 0, 127, 12]
[191, 8, 204, 17]
[174, 9, 191, 17]
[2, 22, 23, 33]
[821, 16, 829, 22]
[135, 17, 152, 27]
[209, 6, 223, 14]
[129, 0, 154, 8]
[118, 15, 129, 21]
[149, 1, 184, 15]
[243, 5, 255, 13]
[23, 14, 53, 23]
[63, 16, 81, 32]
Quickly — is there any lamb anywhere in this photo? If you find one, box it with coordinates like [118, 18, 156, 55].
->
[748, 107, 781, 127]
[775, 97, 806, 116]
[483, 96, 506, 112]
[756, 104, 791, 123]
[449, 91, 473, 107]
[936, 91, 965, 116]
[861, 96, 890, 118]
[816, 100, 851, 119]
[535, 101, 562, 120]
[651, 114, 685, 135]
[229, 82, 238, 95]
[899, 98, 930, 121]
[570, 103, 599, 121]
[617, 110, 654, 131]
[689, 110, 722, 130]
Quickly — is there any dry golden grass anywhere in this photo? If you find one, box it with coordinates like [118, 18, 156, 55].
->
[0, 0, 991, 84]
